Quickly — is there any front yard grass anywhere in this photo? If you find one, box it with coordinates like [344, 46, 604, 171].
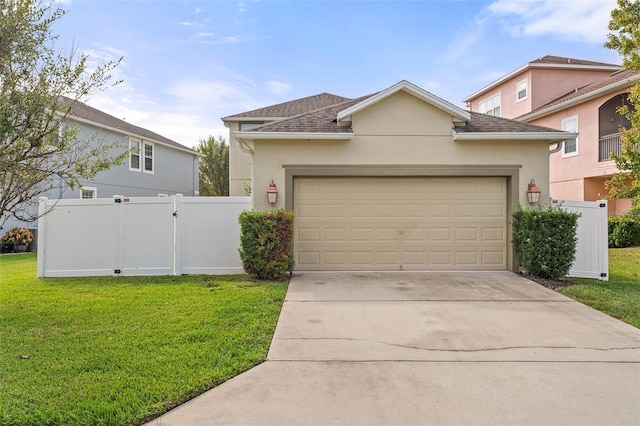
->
[0, 253, 287, 426]
[559, 247, 640, 329]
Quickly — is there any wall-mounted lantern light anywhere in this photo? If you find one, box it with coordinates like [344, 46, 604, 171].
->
[527, 179, 541, 204]
[267, 180, 278, 204]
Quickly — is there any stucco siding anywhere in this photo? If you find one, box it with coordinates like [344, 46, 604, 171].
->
[251, 135, 549, 212]
[530, 89, 628, 201]
[228, 121, 253, 196]
[530, 69, 616, 111]
[351, 91, 453, 135]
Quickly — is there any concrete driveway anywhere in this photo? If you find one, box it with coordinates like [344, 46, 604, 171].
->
[147, 272, 640, 425]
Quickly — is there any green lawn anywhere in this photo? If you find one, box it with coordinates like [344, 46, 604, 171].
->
[559, 247, 640, 329]
[0, 253, 287, 426]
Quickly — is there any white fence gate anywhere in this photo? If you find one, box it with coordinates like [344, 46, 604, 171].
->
[553, 199, 609, 281]
[37, 195, 251, 277]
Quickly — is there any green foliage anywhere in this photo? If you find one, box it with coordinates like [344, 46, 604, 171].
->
[605, 0, 640, 216]
[0, 227, 34, 246]
[197, 135, 229, 196]
[512, 205, 580, 280]
[0, 0, 123, 228]
[0, 254, 287, 426]
[609, 212, 640, 248]
[238, 209, 294, 281]
[559, 247, 640, 329]
[605, 0, 640, 71]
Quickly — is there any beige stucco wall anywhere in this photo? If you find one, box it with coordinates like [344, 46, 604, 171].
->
[248, 91, 551, 213]
[226, 121, 253, 196]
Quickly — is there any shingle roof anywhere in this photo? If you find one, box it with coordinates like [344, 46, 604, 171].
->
[455, 112, 564, 133]
[518, 69, 640, 120]
[58, 97, 198, 154]
[246, 95, 374, 133]
[223, 93, 351, 120]
[530, 55, 619, 67]
[233, 89, 564, 136]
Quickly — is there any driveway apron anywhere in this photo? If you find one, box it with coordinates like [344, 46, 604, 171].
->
[147, 272, 640, 425]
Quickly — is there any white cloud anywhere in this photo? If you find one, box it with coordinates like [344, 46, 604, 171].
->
[266, 80, 292, 95]
[165, 80, 252, 106]
[440, 15, 487, 63]
[488, 0, 617, 44]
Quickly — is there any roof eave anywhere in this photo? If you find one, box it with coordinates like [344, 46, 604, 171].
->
[234, 131, 354, 141]
[518, 75, 640, 122]
[453, 131, 578, 143]
[463, 63, 621, 103]
[221, 116, 288, 123]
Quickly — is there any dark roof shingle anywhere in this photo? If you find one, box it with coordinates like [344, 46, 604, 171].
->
[455, 112, 563, 133]
[223, 93, 351, 120]
[531, 55, 619, 68]
[247, 95, 374, 133]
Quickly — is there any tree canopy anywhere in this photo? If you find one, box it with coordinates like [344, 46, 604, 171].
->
[605, 0, 640, 216]
[0, 0, 123, 228]
[197, 135, 229, 196]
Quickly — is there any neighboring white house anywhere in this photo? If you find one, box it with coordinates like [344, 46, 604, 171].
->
[223, 80, 576, 273]
[1, 99, 200, 244]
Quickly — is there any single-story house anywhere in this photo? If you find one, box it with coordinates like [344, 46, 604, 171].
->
[223, 81, 576, 272]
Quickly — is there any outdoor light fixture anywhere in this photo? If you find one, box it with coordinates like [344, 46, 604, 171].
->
[527, 179, 541, 204]
[267, 180, 278, 204]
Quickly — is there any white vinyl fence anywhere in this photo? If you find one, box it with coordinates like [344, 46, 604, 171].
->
[553, 199, 609, 281]
[37, 195, 251, 277]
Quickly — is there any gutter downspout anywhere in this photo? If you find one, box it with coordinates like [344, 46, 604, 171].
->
[237, 138, 255, 204]
[549, 141, 563, 154]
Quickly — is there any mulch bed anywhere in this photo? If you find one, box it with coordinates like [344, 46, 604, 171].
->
[523, 274, 574, 290]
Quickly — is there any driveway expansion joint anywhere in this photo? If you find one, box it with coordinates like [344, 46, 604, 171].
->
[273, 337, 640, 353]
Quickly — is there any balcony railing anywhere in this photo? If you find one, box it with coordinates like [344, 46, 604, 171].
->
[599, 132, 622, 162]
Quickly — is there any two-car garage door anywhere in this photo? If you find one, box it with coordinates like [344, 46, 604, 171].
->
[294, 177, 507, 271]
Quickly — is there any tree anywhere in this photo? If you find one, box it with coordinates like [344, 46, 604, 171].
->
[197, 135, 229, 196]
[0, 0, 123, 228]
[605, 0, 640, 217]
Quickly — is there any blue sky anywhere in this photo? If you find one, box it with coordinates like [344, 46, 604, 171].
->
[53, 0, 620, 148]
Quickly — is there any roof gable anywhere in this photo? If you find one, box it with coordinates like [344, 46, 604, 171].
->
[337, 80, 470, 125]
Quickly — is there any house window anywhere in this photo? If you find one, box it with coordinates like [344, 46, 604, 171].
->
[80, 187, 97, 199]
[143, 142, 154, 173]
[516, 79, 528, 102]
[240, 122, 264, 130]
[479, 93, 501, 117]
[562, 116, 579, 157]
[129, 138, 141, 171]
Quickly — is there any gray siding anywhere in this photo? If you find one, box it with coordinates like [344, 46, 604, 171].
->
[1, 119, 199, 236]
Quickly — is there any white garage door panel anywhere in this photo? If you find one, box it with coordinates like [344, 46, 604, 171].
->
[294, 177, 507, 271]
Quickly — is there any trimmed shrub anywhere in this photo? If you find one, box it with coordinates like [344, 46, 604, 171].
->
[238, 209, 294, 281]
[608, 213, 640, 248]
[512, 205, 579, 280]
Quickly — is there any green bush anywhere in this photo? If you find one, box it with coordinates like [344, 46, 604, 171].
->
[608, 213, 640, 248]
[238, 209, 294, 281]
[512, 205, 579, 280]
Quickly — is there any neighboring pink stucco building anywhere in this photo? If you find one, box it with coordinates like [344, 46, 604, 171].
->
[464, 56, 639, 214]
